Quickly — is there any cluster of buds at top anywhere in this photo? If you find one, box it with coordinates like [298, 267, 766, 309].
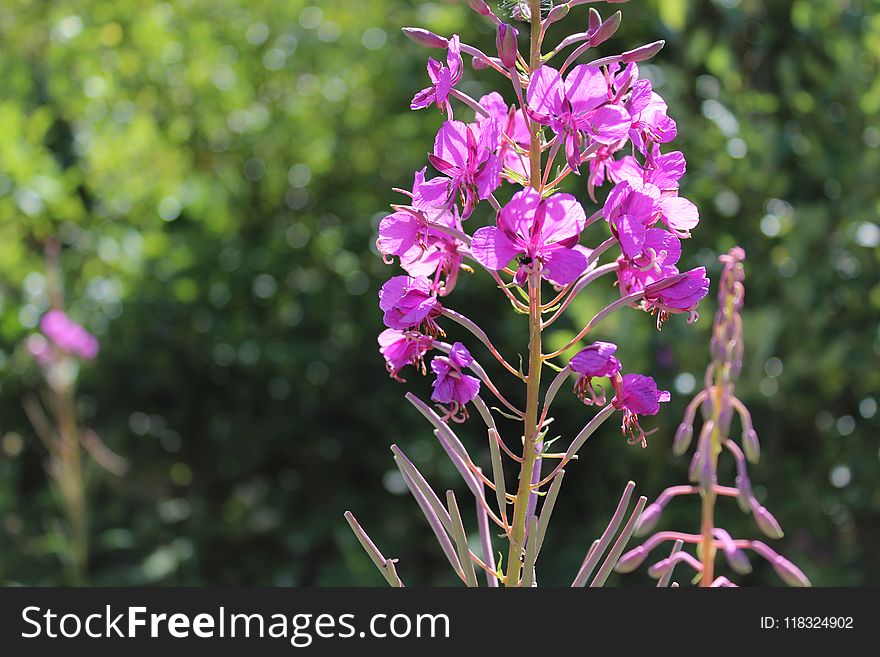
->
[615, 249, 811, 587]
[351, 0, 712, 587]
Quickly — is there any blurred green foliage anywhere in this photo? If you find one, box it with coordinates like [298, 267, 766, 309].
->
[0, 0, 877, 586]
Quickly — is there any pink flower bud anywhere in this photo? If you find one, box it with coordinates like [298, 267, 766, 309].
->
[751, 501, 784, 539]
[773, 557, 811, 587]
[614, 546, 648, 573]
[634, 503, 662, 536]
[621, 40, 665, 63]
[672, 422, 693, 456]
[401, 27, 447, 49]
[588, 8, 602, 34]
[742, 428, 760, 463]
[544, 3, 569, 26]
[589, 11, 622, 47]
[495, 23, 519, 69]
[467, 0, 492, 17]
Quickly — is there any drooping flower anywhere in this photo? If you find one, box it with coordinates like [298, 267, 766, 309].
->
[569, 341, 621, 405]
[612, 373, 671, 447]
[429, 118, 502, 218]
[38, 310, 99, 360]
[378, 275, 444, 336]
[527, 64, 630, 173]
[643, 267, 710, 327]
[470, 188, 589, 285]
[616, 228, 681, 295]
[411, 34, 462, 113]
[378, 329, 434, 382]
[430, 342, 481, 422]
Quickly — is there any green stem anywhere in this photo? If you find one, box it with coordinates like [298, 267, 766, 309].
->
[504, 0, 546, 589]
[700, 294, 734, 586]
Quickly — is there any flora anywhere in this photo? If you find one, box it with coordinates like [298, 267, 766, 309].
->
[616, 249, 811, 587]
[21, 241, 127, 584]
[351, 0, 710, 587]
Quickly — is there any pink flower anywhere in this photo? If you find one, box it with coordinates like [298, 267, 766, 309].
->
[470, 188, 589, 285]
[476, 92, 530, 181]
[378, 329, 434, 382]
[615, 228, 682, 296]
[569, 341, 621, 405]
[626, 78, 677, 155]
[603, 181, 661, 260]
[527, 64, 630, 172]
[378, 275, 443, 336]
[411, 35, 462, 112]
[612, 373, 671, 447]
[377, 170, 465, 294]
[38, 310, 99, 360]
[643, 267, 710, 325]
[429, 118, 502, 218]
[430, 342, 481, 420]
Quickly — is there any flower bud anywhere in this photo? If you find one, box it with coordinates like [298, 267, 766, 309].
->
[614, 546, 648, 573]
[589, 11, 622, 47]
[734, 475, 752, 513]
[699, 452, 717, 491]
[588, 8, 602, 34]
[401, 27, 448, 49]
[509, 1, 532, 22]
[495, 23, 519, 69]
[752, 502, 784, 539]
[621, 39, 665, 63]
[773, 557, 811, 587]
[672, 422, 693, 456]
[724, 546, 753, 575]
[467, 0, 492, 16]
[687, 451, 701, 483]
[742, 428, 760, 463]
[634, 503, 662, 537]
[544, 3, 569, 27]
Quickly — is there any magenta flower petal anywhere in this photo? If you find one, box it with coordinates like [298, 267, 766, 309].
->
[539, 193, 587, 244]
[615, 374, 670, 416]
[498, 187, 542, 237]
[587, 104, 631, 144]
[570, 341, 621, 378]
[475, 153, 502, 199]
[526, 65, 564, 122]
[433, 121, 469, 170]
[660, 196, 699, 235]
[471, 226, 521, 270]
[563, 65, 607, 114]
[541, 246, 589, 285]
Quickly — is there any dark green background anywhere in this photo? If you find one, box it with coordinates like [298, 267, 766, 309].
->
[0, 0, 877, 586]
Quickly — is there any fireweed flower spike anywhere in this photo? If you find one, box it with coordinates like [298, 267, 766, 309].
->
[354, 0, 710, 587]
[617, 249, 811, 587]
[411, 34, 463, 114]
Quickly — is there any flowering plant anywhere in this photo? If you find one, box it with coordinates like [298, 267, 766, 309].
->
[616, 248, 811, 587]
[348, 0, 710, 587]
